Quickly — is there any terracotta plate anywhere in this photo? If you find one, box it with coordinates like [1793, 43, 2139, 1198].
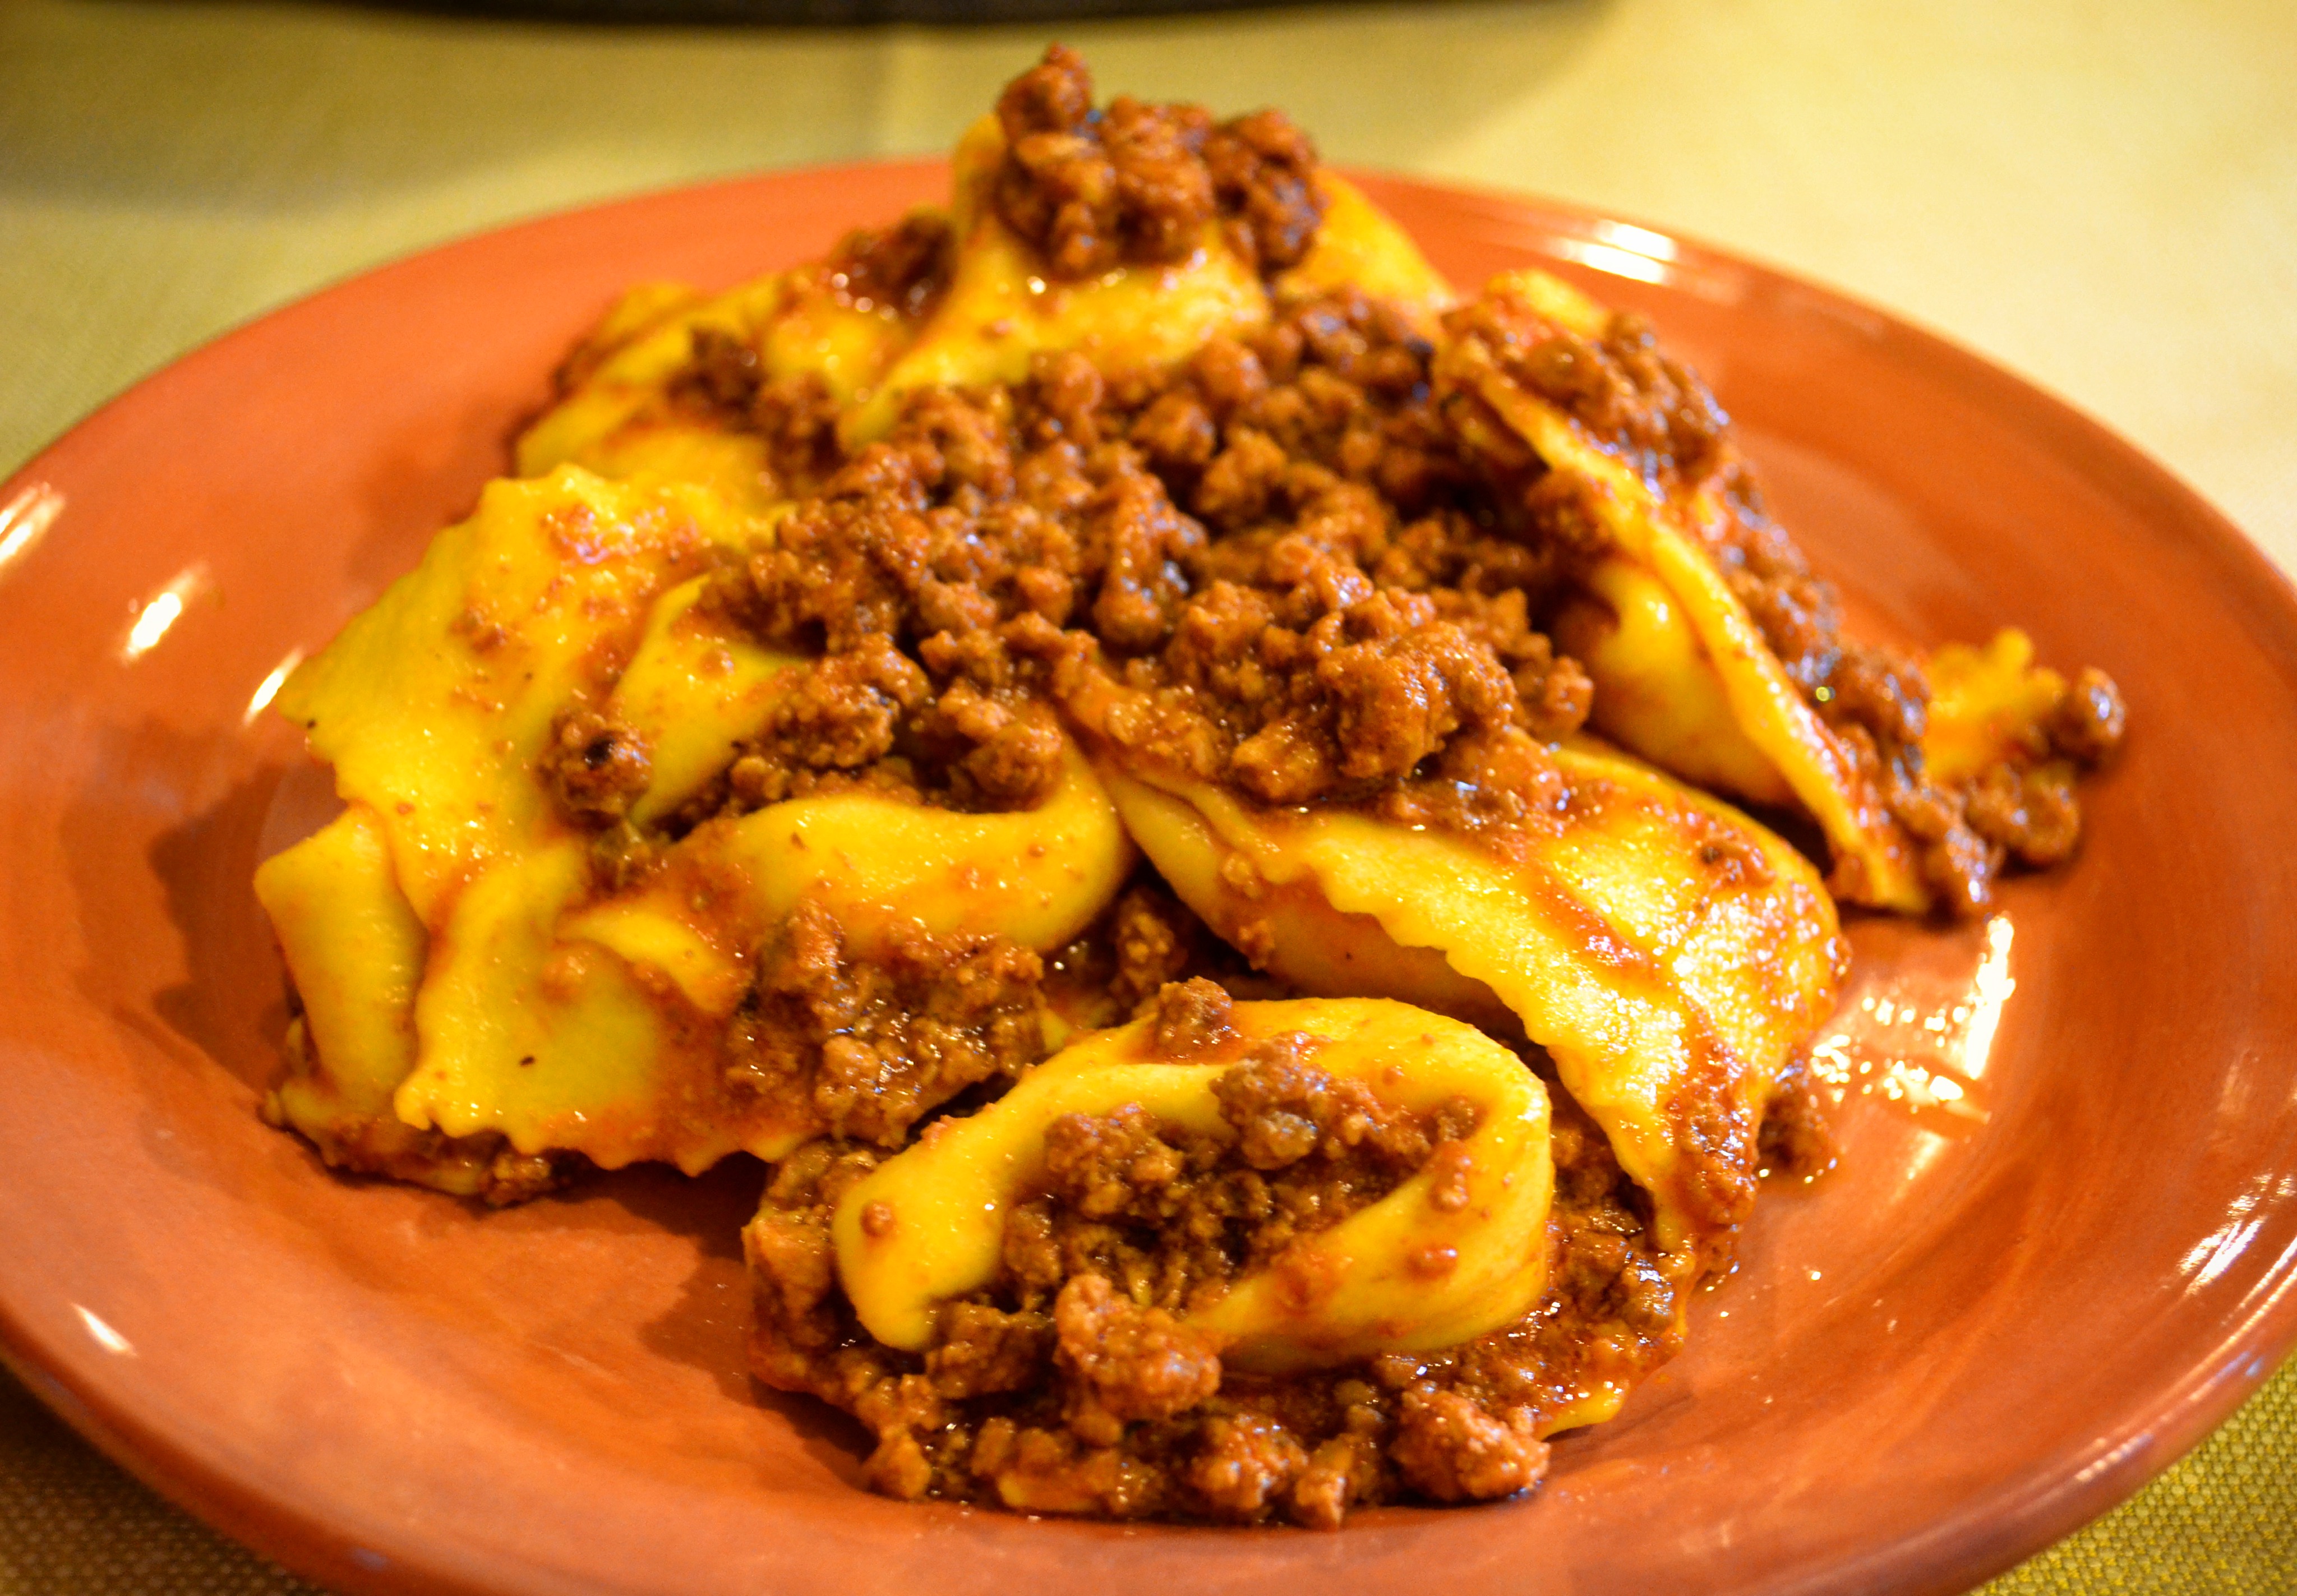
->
[4, 164, 2295, 1596]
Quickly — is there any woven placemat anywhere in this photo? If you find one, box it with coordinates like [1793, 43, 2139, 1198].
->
[0, 1372, 307, 1594]
[3, 1356, 2291, 1594]
[3, 2, 2294, 1591]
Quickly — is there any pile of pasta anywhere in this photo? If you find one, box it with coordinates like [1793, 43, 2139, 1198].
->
[257, 47, 2121, 1526]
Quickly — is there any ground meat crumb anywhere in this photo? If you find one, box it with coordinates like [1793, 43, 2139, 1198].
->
[1189, 1412, 1308, 1520]
[1054, 1272, 1224, 1441]
[1445, 293, 1729, 488]
[1287, 1434, 1380, 1529]
[1043, 1104, 1186, 1217]
[745, 1138, 884, 1373]
[672, 330, 843, 495]
[1963, 762, 2082, 868]
[536, 707, 651, 827]
[992, 44, 1325, 280]
[828, 211, 955, 319]
[1210, 1038, 1445, 1171]
[1323, 621, 1518, 785]
[726, 898, 1050, 1146]
[2051, 666, 2127, 764]
[1759, 1051, 1837, 1179]
[1389, 1389, 1548, 1502]
[1108, 887, 1200, 1011]
[926, 1302, 1053, 1399]
[731, 637, 931, 803]
[1666, 1053, 1760, 1232]
[1423, 1140, 1475, 1212]
[1151, 976, 1235, 1056]
[1915, 814, 2001, 920]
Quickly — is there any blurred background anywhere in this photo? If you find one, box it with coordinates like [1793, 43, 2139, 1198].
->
[5, 0, 2293, 562]
[3, 2, 2293, 1591]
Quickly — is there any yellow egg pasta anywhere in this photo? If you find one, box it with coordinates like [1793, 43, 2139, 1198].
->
[257, 42, 2122, 1529]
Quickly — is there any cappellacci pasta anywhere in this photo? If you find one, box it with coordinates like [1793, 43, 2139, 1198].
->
[255, 45, 2125, 1525]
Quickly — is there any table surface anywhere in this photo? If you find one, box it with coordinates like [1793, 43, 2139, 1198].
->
[3, 1, 2293, 1590]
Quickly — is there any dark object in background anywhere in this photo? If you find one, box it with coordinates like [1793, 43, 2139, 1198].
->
[398, 0, 1303, 22]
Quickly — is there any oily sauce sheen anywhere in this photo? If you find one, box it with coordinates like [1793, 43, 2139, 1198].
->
[255, 43, 2124, 1532]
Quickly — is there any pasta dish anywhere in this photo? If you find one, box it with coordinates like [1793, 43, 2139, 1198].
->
[252, 47, 2124, 1527]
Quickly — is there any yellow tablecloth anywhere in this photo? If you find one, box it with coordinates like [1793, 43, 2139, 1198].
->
[3, 2, 2293, 1590]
